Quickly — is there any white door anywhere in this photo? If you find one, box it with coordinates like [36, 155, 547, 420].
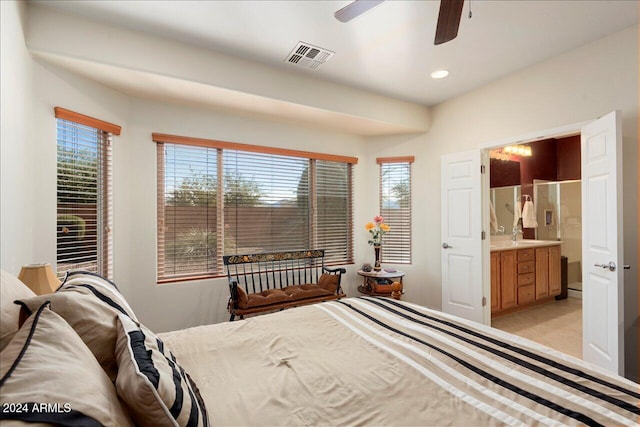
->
[441, 150, 484, 323]
[581, 111, 624, 375]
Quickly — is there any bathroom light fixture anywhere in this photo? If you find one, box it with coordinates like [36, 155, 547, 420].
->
[503, 145, 532, 156]
[430, 69, 449, 79]
[489, 144, 533, 160]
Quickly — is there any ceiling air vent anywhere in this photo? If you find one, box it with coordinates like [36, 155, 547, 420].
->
[285, 42, 334, 70]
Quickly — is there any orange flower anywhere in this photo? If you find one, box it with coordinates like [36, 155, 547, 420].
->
[366, 215, 390, 245]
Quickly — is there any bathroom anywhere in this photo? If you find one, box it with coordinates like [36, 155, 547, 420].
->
[488, 134, 583, 357]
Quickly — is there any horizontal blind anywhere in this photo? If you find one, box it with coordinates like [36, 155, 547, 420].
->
[156, 136, 355, 282]
[157, 143, 219, 280]
[315, 160, 353, 264]
[379, 161, 412, 264]
[223, 150, 310, 254]
[56, 118, 112, 278]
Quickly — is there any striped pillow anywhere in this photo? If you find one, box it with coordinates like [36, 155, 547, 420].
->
[15, 270, 138, 381]
[0, 302, 133, 427]
[115, 313, 210, 427]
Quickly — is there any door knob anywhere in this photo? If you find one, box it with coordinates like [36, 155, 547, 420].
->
[594, 262, 616, 272]
[442, 242, 453, 249]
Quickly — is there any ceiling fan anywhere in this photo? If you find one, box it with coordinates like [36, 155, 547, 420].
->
[334, 0, 466, 45]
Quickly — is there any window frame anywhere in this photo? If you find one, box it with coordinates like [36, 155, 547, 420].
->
[154, 133, 357, 283]
[55, 107, 121, 279]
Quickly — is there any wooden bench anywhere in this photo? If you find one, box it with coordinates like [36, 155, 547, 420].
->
[223, 249, 346, 321]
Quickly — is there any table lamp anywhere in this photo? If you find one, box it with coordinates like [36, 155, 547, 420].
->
[18, 263, 61, 295]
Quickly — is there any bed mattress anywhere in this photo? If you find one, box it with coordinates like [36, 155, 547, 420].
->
[159, 297, 639, 426]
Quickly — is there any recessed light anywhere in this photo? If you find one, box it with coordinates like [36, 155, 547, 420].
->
[430, 69, 449, 79]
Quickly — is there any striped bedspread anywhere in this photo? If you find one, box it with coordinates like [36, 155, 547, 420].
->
[160, 297, 639, 426]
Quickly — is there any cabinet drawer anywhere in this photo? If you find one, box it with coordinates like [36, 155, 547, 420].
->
[518, 285, 535, 305]
[517, 248, 535, 262]
[517, 261, 534, 274]
[517, 272, 535, 286]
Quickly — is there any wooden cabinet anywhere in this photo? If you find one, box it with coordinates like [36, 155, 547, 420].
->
[535, 247, 549, 299]
[490, 252, 501, 313]
[535, 245, 562, 299]
[517, 248, 535, 305]
[517, 248, 534, 263]
[500, 250, 517, 310]
[548, 245, 561, 295]
[491, 243, 562, 316]
[517, 285, 535, 305]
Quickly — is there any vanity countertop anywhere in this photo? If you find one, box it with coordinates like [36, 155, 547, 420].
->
[490, 239, 562, 251]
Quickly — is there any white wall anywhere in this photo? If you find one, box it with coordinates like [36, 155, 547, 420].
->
[1, 1, 34, 274]
[367, 25, 639, 381]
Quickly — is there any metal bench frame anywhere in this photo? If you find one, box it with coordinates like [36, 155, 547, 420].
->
[223, 249, 346, 321]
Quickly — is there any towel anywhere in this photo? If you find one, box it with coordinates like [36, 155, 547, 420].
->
[489, 200, 498, 232]
[513, 201, 522, 228]
[522, 200, 538, 228]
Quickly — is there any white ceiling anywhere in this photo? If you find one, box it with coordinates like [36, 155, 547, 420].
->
[32, 0, 638, 107]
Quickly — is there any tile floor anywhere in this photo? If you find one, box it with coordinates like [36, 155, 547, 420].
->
[491, 296, 582, 359]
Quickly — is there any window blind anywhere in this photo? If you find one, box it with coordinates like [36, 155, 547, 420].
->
[223, 150, 310, 255]
[315, 160, 353, 264]
[156, 135, 355, 282]
[56, 119, 113, 279]
[157, 143, 219, 279]
[378, 157, 413, 264]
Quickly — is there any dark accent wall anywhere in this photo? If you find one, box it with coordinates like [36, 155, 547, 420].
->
[556, 135, 581, 181]
[520, 138, 558, 201]
[490, 159, 520, 188]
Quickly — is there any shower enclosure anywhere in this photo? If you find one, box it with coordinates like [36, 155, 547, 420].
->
[534, 179, 582, 292]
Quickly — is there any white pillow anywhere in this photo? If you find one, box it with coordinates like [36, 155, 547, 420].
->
[0, 270, 35, 351]
[0, 302, 134, 426]
[16, 270, 138, 381]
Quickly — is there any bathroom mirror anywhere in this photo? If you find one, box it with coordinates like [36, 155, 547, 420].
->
[489, 185, 521, 235]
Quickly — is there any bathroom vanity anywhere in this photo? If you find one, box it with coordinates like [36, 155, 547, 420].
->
[490, 239, 562, 316]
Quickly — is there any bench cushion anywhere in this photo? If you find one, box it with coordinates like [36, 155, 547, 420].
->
[237, 284, 333, 310]
[317, 273, 340, 293]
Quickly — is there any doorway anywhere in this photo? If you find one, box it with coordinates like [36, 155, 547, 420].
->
[442, 112, 624, 374]
[487, 135, 584, 358]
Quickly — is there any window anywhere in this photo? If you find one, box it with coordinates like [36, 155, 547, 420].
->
[378, 156, 413, 264]
[155, 133, 356, 282]
[55, 107, 121, 279]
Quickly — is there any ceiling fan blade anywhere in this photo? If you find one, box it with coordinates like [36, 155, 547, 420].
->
[334, 0, 385, 23]
[434, 0, 465, 45]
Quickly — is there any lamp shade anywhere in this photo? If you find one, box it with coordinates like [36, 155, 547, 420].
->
[18, 263, 61, 295]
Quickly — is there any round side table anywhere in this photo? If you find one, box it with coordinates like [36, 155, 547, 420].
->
[357, 269, 405, 300]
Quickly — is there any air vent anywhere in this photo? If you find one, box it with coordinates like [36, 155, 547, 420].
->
[285, 42, 334, 70]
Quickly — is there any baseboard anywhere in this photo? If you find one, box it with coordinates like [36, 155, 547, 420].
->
[567, 289, 582, 299]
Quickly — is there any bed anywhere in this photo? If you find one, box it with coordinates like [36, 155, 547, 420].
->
[1, 270, 638, 426]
